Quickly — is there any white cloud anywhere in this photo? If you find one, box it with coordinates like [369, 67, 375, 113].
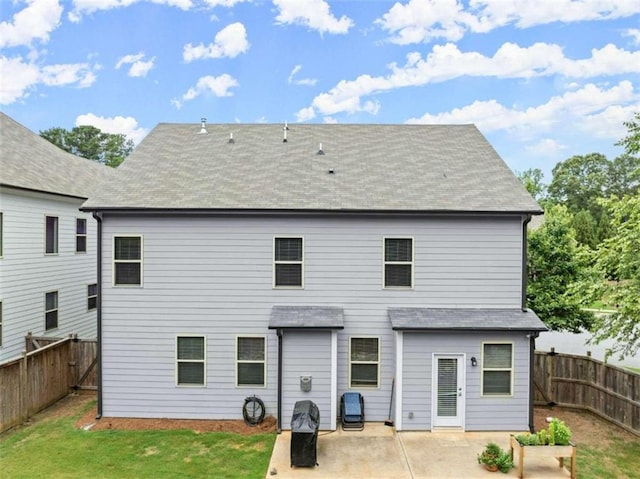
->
[288, 64, 317, 86]
[172, 73, 239, 107]
[69, 0, 193, 22]
[75, 113, 149, 144]
[274, 0, 354, 35]
[376, 0, 640, 44]
[115, 52, 155, 77]
[405, 81, 638, 141]
[524, 139, 568, 156]
[183, 22, 249, 62]
[0, 55, 100, 104]
[0, 0, 63, 48]
[202, 0, 250, 6]
[624, 28, 640, 46]
[295, 106, 315, 122]
[298, 42, 640, 119]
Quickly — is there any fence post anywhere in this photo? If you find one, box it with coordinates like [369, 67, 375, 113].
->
[547, 348, 557, 405]
[19, 350, 28, 423]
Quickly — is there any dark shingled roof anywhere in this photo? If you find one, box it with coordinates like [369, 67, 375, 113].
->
[81, 122, 542, 213]
[388, 308, 547, 331]
[1, 112, 111, 198]
[269, 306, 345, 329]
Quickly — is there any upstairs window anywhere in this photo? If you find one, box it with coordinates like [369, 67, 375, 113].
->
[482, 343, 513, 396]
[350, 337, 379, 388]
[176, 336, 206, 386]
[274, 237, 303, 288]
[76, 219, 87, 253]
[237, 336, 266, 387]
[113, 236, 142, 286]
[384, 238, 413, 288]
[45, 291, 58, 330]
[45, 216, 58, 254]
[87, 284, 97, 311]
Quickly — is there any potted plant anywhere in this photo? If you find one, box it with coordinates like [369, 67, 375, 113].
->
[477, 442, 514, 473]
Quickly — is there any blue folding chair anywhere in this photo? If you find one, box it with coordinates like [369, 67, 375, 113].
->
[340, 392, 364, 430]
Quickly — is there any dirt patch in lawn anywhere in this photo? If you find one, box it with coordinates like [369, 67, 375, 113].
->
[533, 405, 638, 448]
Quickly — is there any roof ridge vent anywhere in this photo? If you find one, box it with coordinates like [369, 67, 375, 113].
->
[283, 122, 288, 142]
[317, 142, 324, 155]
[198, 117, 207, 134]
[228, 132, 235, 144]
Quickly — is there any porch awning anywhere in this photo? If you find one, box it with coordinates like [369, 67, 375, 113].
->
[269, 305, 345, 330]
[388, 308, 547, 332]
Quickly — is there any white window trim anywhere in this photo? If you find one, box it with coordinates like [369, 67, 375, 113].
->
[175, 334, 207, 387]
[235, 335, 267, 388]
[349, 336, 381, 389]
[480, 341, 514, 397]
[76, 218, 87, 254]
[112, 235, 144, 287]
[44, 215, 59, 255]
[44, 290, 58, 331]
[87, 284, 97, 311]
[273, 236, 304, 289]
[382, 236, 414, 289]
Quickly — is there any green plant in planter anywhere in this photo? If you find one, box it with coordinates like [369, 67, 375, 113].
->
[550, 418, 571, 445]
[477, 442, 514, 473]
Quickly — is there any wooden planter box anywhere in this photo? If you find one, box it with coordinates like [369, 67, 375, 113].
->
[510, 435, 576, 479]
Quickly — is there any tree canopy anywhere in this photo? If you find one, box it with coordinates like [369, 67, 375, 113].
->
[40, 125, 133, 168]
[527, 205, 594, 333]
[616, 111, 640, 155]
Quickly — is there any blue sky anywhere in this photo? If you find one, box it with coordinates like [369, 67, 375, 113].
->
[1, 0, 639, 179]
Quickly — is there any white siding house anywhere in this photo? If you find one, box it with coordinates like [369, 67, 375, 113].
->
[81, 122, 546, 432]
[0, 113, 108, 362]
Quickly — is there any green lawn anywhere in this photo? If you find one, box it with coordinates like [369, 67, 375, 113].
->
[574, 436, 640, 479]
[0, 401, 276, 479]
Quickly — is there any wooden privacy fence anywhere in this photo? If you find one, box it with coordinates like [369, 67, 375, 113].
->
[534, 350, 640, 436]
[0, 334, 97, 433]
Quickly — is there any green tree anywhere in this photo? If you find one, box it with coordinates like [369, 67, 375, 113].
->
[40, 125, 133, 168]
[517, 168, 546, 202]
[527, 205, 594, 332]
[616, 111, 640, 155]
[583, 193, 640, 359]
[571, 210, 598, 249]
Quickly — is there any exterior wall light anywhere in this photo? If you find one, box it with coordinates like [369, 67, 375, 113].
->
[470, 356, 478, 367]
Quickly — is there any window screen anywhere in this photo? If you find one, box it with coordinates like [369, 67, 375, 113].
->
[384, 238, 412, 287]
[177, 336, 205, 385]
[274, 237, 303, 287]
[114, 236, 142, 285]
[482, 343, 513, 395]
[350, 337, 379, 387]
[237, 337, 266, 386]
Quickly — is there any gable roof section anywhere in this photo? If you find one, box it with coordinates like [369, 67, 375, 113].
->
[81, 122, 541, 213]
[388, 308, 547, 331]
[0, 112, 110, 199]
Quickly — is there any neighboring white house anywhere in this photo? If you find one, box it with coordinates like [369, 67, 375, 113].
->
[81, 122, 546, 432]
[0, 113, 110, 362]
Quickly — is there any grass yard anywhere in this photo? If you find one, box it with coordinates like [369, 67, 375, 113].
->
[0, 396, 275, 479]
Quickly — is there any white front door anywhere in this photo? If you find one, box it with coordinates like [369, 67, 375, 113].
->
[432, 354, 465, 428]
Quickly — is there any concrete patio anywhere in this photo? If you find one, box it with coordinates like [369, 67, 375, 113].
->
[266, 423, 573, 479]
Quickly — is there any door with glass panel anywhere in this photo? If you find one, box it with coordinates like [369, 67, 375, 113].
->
[432, 354, 465, 428]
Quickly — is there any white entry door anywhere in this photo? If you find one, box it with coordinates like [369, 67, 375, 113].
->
[432, 354, 465, 428]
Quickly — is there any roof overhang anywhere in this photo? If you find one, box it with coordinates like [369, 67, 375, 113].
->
[388, 308, 548, 332]
[269, 305, 345, 330]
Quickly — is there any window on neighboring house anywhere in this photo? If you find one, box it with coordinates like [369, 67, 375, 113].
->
[45, 216, 58, 254]
[45, 291, 58, 330]
[384, 238, 413, 288]
[0, 212, 4, 258]
[113, 236, 142, 286]
[76, 219, 87, 253]
[350, 337, 379, 388]
[274, 237, 303, 288]
[0, 301, 3, 347]
[482, 343, 513, 396]
[176, 336, 205, 386]
[87, 284, 97, 311]
[237, 336, 266, 387]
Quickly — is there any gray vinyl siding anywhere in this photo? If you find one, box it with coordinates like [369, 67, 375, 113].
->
[0, 189, 97, 362]
[401, 331, 530, 431]
[281, 331, 332, 430]
[100, 213, 525, 422]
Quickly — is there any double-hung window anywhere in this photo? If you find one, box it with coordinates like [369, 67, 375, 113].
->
[176, 336, 206, 386]
[237, 336, 266, 387]
[76, 219, 87, 253]
[274, 237, 303, 288]
[113, 236, 142, 286]
[87, 284, 97, 310]
[384, 238, 413, 288]
[45, 291, 58, 330]
[482, 343, 513, 396]
[45, 216, 58, 254]
[350, 337, 379, 388]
